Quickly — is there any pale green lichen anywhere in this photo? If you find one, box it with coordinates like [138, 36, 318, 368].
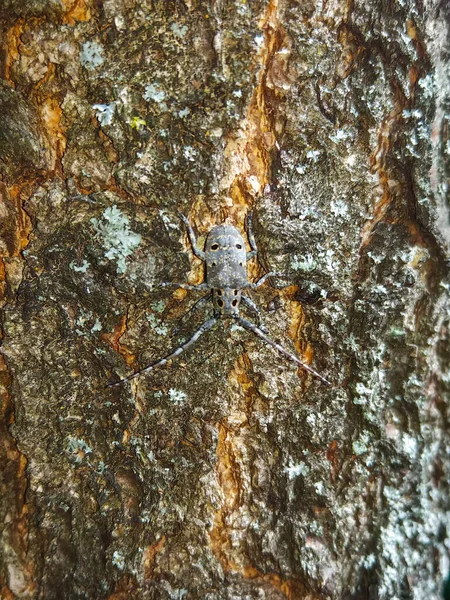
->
[91, 319, 102, 333]
[146, 313, 169, 336]
[150, 300, 166, 313]
[170, 22, 188, 38]
[92, 103, 116, 126]
[144, 84, 166, 103]
[91, 205, 141, 274]
[70, 260, 90, 273]
[67, 437, 92, 464]
[80, 40, 105, 69]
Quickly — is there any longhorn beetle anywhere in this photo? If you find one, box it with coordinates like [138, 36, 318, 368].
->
[107, 213, 331, 387]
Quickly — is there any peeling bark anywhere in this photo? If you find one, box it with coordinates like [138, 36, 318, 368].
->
[1, 1, 449, 599]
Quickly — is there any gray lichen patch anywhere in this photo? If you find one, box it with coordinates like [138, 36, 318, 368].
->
[90, 205, 142, 274]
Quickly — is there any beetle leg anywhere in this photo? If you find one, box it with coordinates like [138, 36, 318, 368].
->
[107, 316, 219, 387]
[240, 295, 269, 333]
[245, 272, 289, 289]
[179, 213, 206, 261]
[246, 213, 258, 260]
[236, 316, 331, 386]
[158, 282, 210, 291]
[171, 293, 213, 336]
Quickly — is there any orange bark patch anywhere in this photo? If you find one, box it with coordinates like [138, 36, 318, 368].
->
[209, 422, 243, 570]
[143, 536, 166, 580]
[222, 0, 290, 225]
[3, 19, 24, 85]
[210, 415, 312, 598]
[61, 0, 92, 25]
[40, 95, 67, 173]
[103, 315, 136, 366]
[107, 576, 138, 600]
[1, 183, 34, 257]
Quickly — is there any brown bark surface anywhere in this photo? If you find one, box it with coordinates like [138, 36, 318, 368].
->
[0, 1, 449, 599]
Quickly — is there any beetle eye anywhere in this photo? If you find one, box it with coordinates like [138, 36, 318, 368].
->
[211, 243, 219, 250]
[236, 243, 242, 249]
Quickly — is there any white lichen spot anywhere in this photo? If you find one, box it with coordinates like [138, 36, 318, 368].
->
[92, 103, 115, 126]
[168, 388, 187, 405]
[91, 205, 142, 274]
[323, 248, 338, 273]
[70, 260, 90, 273]
[235, 0, 249, 15]
[291, 253, 316, 272]
[330, 199, 349, 218]
[417, 73, 434, 99]
[306, 413, 317, 427]
[367, 251, 385, 264]
[144, 85, 164, 103]
[285, 460, 309, 480]
[183, 146, 197, 161]
[329, 128, 353, 144]
[314, 481, 326, 495]
[254, 34, 264, 47]
[306, 149, 321, 162]
[247, 175, 261, 193]
[400, 432, 419, 460]
[360, 553, 377, 569]
[114, 15, 126, 31]
[178, 107, 190, 118]
[80, 40, 105, 69]
[353, 381, 374, 405]
[112, 551, 125, 570]
[352, 432, 371, 455]
[209, 127, 223, 138]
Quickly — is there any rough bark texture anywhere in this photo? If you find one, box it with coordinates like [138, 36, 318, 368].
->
[0, 1, 449, 599]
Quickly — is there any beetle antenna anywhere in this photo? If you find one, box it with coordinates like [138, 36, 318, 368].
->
[107, 316, 219, 387]
[236, 316, 332, 386]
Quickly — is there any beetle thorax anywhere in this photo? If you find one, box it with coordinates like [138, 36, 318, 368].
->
[205, 225, 248, 291]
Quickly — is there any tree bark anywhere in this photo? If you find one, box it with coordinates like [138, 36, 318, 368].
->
[1, 1, 449, 599]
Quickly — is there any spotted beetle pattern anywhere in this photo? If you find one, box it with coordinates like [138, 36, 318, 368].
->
[108, 214, 331, 387]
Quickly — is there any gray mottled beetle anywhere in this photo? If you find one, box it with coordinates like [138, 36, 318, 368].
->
[108, 214, 331, 387]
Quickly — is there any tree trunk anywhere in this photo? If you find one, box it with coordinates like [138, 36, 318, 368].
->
[1, 1, 449, 599]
